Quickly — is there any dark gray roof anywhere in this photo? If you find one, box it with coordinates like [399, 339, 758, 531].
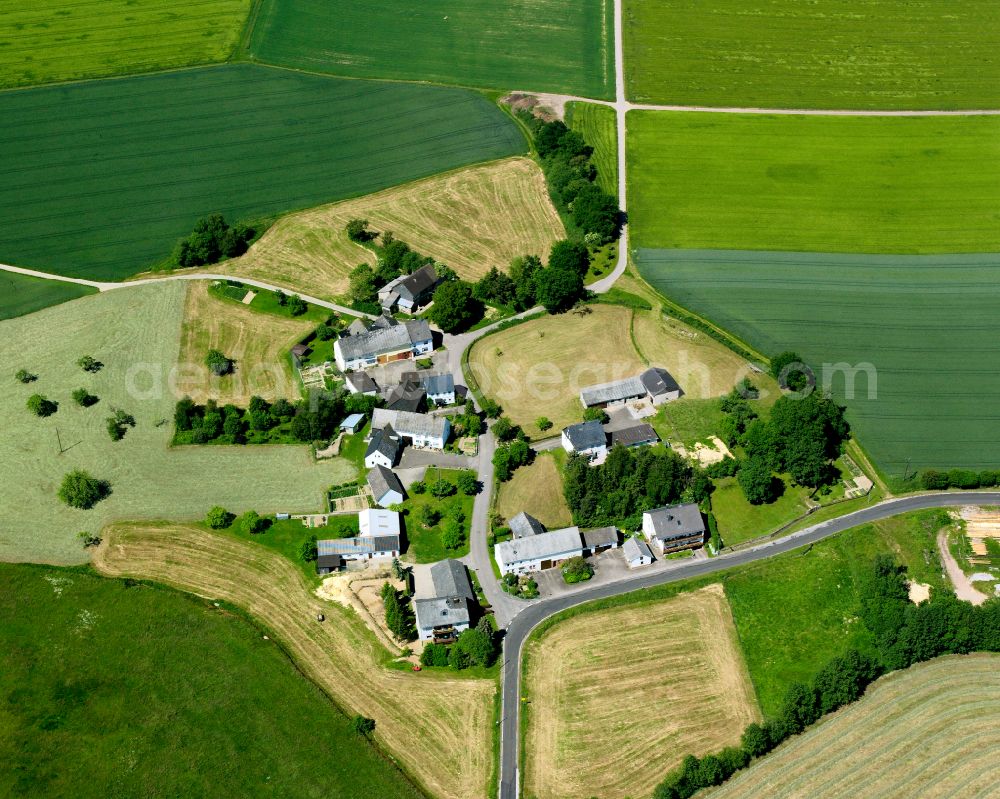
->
[582, 526, 618, 549]
[345, 371, 378, 394]
[372, 408, 449, 440]
[609, 424, 659, 448]
[509, 512, 546, 539]
[367, 465, 404, 501]
[316, 553, 343, 570]
[414, 595, 471, 631]
[336, 320, 431, 362]
[640, 367, 681, 398]
[644, 503, 705, 542]
[563, 420, 607, 451]
[370, 312, 399, 330]
[365, 426, 401, 463]
[383, 381, 425, 413]
[428, 559, 475, 602]
[317, 536, 400, 556]
[623, 537, 652, 561]
[579, 375, 647, 407]
[347, 319, 368, 336]
[396, 264, 438, 302]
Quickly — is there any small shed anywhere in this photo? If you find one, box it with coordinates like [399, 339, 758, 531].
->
[316, 554, 344, 575]
[339, 413, 365, 433]
[623, 537, 653, 568]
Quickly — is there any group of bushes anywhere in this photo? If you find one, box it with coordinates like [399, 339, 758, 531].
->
[474, 239, 591, 315]
[492, 418, 533, 482]
[347, 226, 453, 305]
[919, 469, 1000, 491]
[419, 618, 497, 670]
[174, 214, 254, 268]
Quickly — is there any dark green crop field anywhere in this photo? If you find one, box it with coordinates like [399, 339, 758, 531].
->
[0, 273, 96, 320]
[246, 0, 614, 99]
[0, 0, 251, 90]
[566, 102, 618, 199]
[623, 0, 1000, 109]
[627, 112, 1000, 254]
[0, 563, 425, 799]
[0, 64, 525, 281]
[636, 248, 1000, 476]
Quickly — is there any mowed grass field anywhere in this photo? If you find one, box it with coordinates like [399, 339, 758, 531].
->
[0, 0, 251, 89]
[93, 522, 495, 799]
[566, 102, 618, 199]
[522, 585, 760, 799]
[469, 304, 772, 436]
[175, 282, 312, 405]
[0, 562, 424, 799]
[0, 284, 353, 565]
[707, 655, 1000, 799]
[637, 248, 1000, 475]
[627, 112, 1000, 254]
[246, 0, 614, 99]
[0, 64, 525, 281]
[0, 272, 96, 320]
[496, 453, 573, 529]
[623, 0, 1000, 109]
[214, 158, 564, 301]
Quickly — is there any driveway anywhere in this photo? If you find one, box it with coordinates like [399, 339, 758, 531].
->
[398, 449, 474, 471]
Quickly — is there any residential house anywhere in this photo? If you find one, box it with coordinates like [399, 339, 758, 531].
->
[371, 408, 450, 450]
[579, 367, 682, 409]
[642, 503, 706, 554]
[623, 537, 654, 568]
[358, 508, 401, 538]
[344, 371, 379, 396]
[333, 319, 433, 371]
[495, 526, 584, 576]
[339, 413, 365, 434]
[380, 265, 439, 314]
[367, 465, 405, 507]
[581, 526, 619, 556]
[608, 423, 660, 449]
[508, 511, 545, 539]
[317, 535, 400, 563]
[414, 559, 476, 643]
[561, 420, 608, 460]
[401, 371, 456, 406]
[364, 425, 402, 469]
[382, 379, 426, 413]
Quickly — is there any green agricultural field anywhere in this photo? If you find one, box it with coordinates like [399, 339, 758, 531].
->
[0, 283, 354, 565]
[0, 273, 96, 320]
[622, 0, 1000, 109]
[636, 248, 1000, 476]
[0, 0, 251, 90]
[0, 562, 424, 799]
[566, 102, 618, 199]
[0, 64, 525, 281]
[627, 112, 1000, 254]
[246, 0, 614, 99]
[725, 510, 949, 715]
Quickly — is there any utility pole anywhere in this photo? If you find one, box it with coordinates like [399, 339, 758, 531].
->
[55, 427, 64, 455]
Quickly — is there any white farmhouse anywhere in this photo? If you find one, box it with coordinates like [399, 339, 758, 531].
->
[334, 319, 433, 371]
[372, 408, 450, 450]
[494, 526, 584, 576]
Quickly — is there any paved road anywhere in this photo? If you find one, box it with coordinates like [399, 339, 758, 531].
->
[496, 491, 1000, 799]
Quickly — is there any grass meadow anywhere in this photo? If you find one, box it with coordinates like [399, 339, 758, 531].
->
[0, 272, 96, 320]
[566, 102, 618, 199]
[627, 113, 1000, 254]
[246, 0, 614, 99]
[622, 0, 1000, 109]
[0, 283, 353, 565]
[636, 248, 1000, 476]
[0, 64, 525, 281]
[708, 655, 1000, 799]
[496, 453, 573, 530]
[0, 0, 251, 89]
[0, 562, 425, 799]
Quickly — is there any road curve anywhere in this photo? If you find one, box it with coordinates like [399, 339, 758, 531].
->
[497, 490, 1000, 799]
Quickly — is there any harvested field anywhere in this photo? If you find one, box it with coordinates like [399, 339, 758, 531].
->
[176, 282, 312, 404]
[94, 522, 495, 799]
[0, 283, 352, 565]
[522, 585, 760, 799]
[0, 271, 96, 320]
[0, 0, 250, 89]
[214, 158, 563, 301]
[707, 655, 1000, 799]
[496, 453, 572, 530]
[0, 64, 524, 281]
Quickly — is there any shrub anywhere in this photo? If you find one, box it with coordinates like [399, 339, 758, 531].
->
[72, 387, 99, 407]
[770, 351, 811, 392]
[78, 531, 102, 548]
[410, 480, 426, 495]
[77, 355, 103, 373]
[429, 479, 456, 498]
[287, 296, 308, 316]
[205, 506, 235, 529]
[15, 368, 36, 384]
[239, 510, 267, 535]
[456, 470, 479, 495]
[535, 416, 552, 432]
[561, 556, 594, 584]
[58, 470, 109, 509]
[420, 643, 450, 667]
[205, 349, 233, 377]
[26, 394, 58, 417]
[442, 518, 464, 550]
[300, 535, 318, 563]
[351, 715, 375, 736]
[345, 218, 374, 242]
[175, 214, 252, 267]
[106, 408, 136, 441]
[582, 407, 608, 423]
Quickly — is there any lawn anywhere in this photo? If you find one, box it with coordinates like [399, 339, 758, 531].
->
[0, 283, 354, 565]
[403, 469, 476, 563]
[246, 0, 614, 99]
[522, 585, 760, 799]
[0, 562, 425, 799]
[496, 453, 573, 530]
[0, 272, 96, 320]
[0, 0, 251, 89]
[94, 522, 495, 799]
[211, 158, 564, 302]
[566, 102, 618, 199]
[176, 282, 314, 405]
[623, 0, 1000, 109]
[636, 248, 1000, 476]
[627, 112, 1000, 254]
[724, 509, 949, 715]
[710, 654, 1000, 799]
[653, 399, 726, 448]
[0, 64, 526, 281]
[711, 476, 812, 546]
